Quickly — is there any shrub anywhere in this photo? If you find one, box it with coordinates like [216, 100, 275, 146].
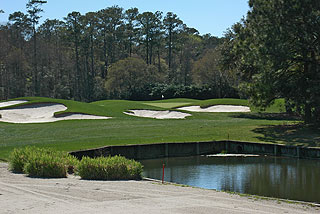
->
[23, 153, 67, 178]
[63, 154, 79, 174]
[9, 148, 143, 180]
[9, 147, 40, 173]
[76, 156, 143, 180]
[9, 146, 79, 177]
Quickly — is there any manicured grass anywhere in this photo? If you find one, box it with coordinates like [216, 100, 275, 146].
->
[178, 98, 286, 113]
[0, 97, 318, 161]
[143, 102, 192, 109]
[4, 97, 116, 117]
[249, 99, 286, 113]
[196, 98, 250, 108]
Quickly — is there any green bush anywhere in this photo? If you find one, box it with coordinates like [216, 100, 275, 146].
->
[76, 156, 143, 180]
[9, 147, 143, 180]
[23, 153, 67, 178]
[63, 154, 79, 174]
[9, 146, 79, 177]
[9, 147, 40, 173]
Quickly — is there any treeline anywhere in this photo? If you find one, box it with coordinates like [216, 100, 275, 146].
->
[0, 1, 238, 101]
[220, 0, 320, 123]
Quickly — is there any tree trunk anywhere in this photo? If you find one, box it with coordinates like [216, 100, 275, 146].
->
[304, 103, 312, 124]
[33, 26, 39, 96]
[103, 34, 108, 79]
[75, 34, 80, 101]
[146, 34, 149, 64]
[303, 60, 311, 123]
[168, 27, 172, 69]
[149, 42, 153, 65]
[157, 44, 161, 73]
[129, 36, 132, 57]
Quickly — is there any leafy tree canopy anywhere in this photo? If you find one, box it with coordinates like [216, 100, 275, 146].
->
[221, 0, 320, 123]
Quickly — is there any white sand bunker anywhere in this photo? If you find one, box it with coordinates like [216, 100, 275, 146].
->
[178, 105, 250, 113]
[0, 102, 111, 124]
[0, 100, 28, 108]
[124, 110, 191, 119]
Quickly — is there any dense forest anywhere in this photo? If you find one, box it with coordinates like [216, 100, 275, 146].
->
[0, 1, 238, 102]
[0, 0, 319, 123]
[220, 0, 320, 123]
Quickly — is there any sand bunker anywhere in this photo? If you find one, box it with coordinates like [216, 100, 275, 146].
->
[0, 102, 110, 123]
[124, 110, 191, 119]
[178, 105, 250, 113]
[0, 100, 28, 108]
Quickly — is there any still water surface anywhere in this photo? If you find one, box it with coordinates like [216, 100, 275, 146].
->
[140, 156, 320, 203]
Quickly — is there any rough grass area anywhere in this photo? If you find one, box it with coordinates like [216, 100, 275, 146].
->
[76, 156, 143, 180]
[0, 97, 318, 161]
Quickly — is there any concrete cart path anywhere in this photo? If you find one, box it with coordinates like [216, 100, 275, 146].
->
[0, 163, 318, 214]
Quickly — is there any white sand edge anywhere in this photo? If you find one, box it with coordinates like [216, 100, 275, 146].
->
[178, 105, 251, 113]
[0, 102, 111, 123]
[0, 100, 28, 108]
[124, 110, 191, 119]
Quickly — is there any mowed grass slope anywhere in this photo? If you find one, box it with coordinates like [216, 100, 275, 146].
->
[0, 97, 318, 161]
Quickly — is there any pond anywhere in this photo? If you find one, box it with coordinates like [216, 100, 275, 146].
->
[140, 155, 320, 203]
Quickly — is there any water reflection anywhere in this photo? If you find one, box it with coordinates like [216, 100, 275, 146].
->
[140, 156, 320, 203]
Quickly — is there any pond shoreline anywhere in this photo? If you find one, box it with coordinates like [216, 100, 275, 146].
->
[144, 176, 320, 208]
[0, 162, 319, 214]
[141, 155, 320, 204]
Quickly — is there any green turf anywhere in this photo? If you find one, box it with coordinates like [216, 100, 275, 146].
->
[0, 97, 318, 161]
[143, 102, 192, 108]
[196, 98, 250, 108]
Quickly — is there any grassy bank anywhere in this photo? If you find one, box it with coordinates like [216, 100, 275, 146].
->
[1, 97, 319, 161]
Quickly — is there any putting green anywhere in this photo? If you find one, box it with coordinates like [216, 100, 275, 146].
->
[143, 103, 191, 109]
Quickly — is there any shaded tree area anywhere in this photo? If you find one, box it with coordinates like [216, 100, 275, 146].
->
[0, 3, 239, 102]
[220, 0, 320, 123]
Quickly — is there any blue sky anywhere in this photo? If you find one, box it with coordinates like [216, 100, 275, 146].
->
[0, 0, 249, 37]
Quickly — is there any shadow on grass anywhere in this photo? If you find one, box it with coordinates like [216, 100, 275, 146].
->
[232, 113, 300, 121]
[253, 124, 320, 147]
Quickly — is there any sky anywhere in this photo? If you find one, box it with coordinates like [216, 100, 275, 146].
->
[0, 0, 249, 37]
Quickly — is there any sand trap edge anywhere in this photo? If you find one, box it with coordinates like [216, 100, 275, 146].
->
[124, 109, 191, 119]
[0, 100, 29, 108]
[0, 102, 111, 123]
[177, 105, 251, 113]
